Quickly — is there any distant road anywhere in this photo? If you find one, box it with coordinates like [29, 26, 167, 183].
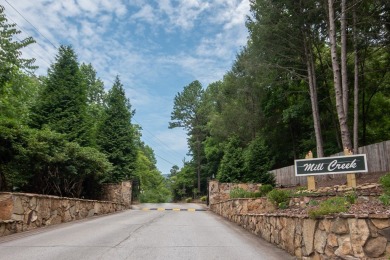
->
[0, 203, 294, 260]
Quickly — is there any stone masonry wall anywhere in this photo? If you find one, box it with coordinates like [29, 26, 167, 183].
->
[208, 180, 261, 205]
[210, 198, 390, 259]
[101, 181, 132, 208]
[0, 192, 127, 237]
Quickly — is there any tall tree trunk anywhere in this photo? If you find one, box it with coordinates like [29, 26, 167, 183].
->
[303, 31, 324, 157]
[352, 2, 359, 154]
[196, 134, 201, 192]
[327, 0, 352, 149]
[341, 0, 349, 120]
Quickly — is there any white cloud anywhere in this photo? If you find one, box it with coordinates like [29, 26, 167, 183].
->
[131, 4, 156, 23]
[76, 0, 97, 14]
[62, 0, 81, 17]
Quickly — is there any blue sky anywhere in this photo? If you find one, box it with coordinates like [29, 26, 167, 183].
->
[2, 0, 251, 175]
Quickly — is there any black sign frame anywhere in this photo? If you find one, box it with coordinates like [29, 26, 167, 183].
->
[294, 154, 368, 176]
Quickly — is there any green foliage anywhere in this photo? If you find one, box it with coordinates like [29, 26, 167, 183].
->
[169, 80, 208, 193]
[308, 200, 320, 207]
[308, 197, 350, 219]
[344, 191, 358, 204]
[30, 45, 90, 146]
[380, 173, 390, 195]
[379, 194, 390, 206]
[229, 187, 260, 199]
[259, 184, 274, 196]
[217, 136, 245, 182]
[168, 163, 195, 201]
[97, 76, 137, 183]
[80, 63, 106, 147]
[379, 173, 390, 206]
[185, 197, 192, 203]
[267, 189, 290, 208]
[0, 118, 112, 197]
[243, 137, 275, 185]
[0, 5, 37, 88]
[134, 150, 171, 203]
[200, 196, 207, 202]
[139, 189, 171, 203]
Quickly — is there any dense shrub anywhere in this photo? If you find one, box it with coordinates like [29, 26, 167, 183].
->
[379, 173, 390, 206]
[267, 189, 290, 208]
[259, 184, 274, 196]
[380, 173, 390, 194]
[229, 187, 258, 198]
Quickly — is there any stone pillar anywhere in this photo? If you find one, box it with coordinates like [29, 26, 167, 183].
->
[102, 181, 132, 208]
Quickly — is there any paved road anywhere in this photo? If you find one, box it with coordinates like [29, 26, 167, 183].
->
[0, 203, 295, 260]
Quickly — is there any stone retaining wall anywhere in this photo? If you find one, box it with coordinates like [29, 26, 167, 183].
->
[0, 192, 127, 237]
[210, 198, 390, 259]
[208, 180, 261, 205]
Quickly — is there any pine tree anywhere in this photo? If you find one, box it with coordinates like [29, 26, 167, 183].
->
[80, 63, 106, 147]
[30, 45, 90, 146]
[97, 76, 137, 183]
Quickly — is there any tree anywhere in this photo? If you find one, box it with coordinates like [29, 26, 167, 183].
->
[0, 5, 37, 89]
[97, 76, 137, 183]
[135, 150, 171, 203]
[168, 163, 196, 201]
[326, 0, 352, 150]
[80, 63, 106, 147]
[0, 118, 111, 197]
[30, 45, 91, 146]
[243, 137, 275, 185]
[169, 80, 206, 193]
[216, 136, 246, 183]
[247, 0, 325, 157]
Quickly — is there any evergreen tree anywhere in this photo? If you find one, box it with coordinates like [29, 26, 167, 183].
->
[80, 63, 106, 147]
[30, 45, 90, 146]
[169, 80, 206, 192]
[216, 136, 246, 183]
[97, 76, 137, 183]
[243, 137, 275, 185]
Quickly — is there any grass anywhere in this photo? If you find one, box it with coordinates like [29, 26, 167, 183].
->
[308, 196, 350, 219]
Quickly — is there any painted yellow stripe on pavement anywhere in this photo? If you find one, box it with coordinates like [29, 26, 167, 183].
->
[137, 208, 206, 212]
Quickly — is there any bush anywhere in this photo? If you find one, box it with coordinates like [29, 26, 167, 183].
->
[253, 191, 262, 198]
[200, 196, 207, 202]
[344, 191, 357, 204]
[185, 197, 192, 203]
[267, 189, 290, 208]
[379, 194, 390, 206]
[139, 190, 170, 203]
[308, 197, 349, 219]
[229, 187, 259, 199]
[259, 184, 274, 196]
[380, 173, 390, 194]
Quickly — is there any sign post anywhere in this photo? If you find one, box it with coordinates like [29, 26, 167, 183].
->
[344, 148, 357, 188]
[305, 151, 316, 191]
